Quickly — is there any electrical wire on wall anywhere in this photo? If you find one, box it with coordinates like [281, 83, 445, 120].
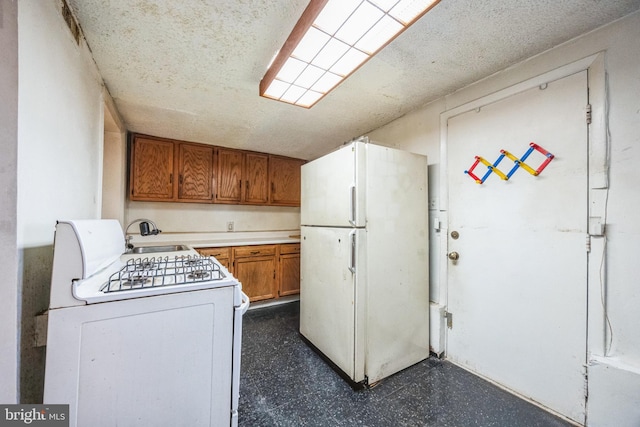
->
[600, 71, 613, 357]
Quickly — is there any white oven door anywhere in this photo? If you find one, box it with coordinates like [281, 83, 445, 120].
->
[44, 286, 235, 427]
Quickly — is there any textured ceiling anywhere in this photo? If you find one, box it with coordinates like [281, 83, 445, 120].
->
[69, 0, 640, 160]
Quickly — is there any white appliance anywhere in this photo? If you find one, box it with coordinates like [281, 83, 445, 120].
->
[44, 219, 249, 427]
[300, 137, 430, 386]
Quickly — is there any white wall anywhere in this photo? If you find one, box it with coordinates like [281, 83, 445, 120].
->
[102, 93, 127, 225]
[126, 201, 300, 235]
[18, 0, 104, 244]
[0, 0, 20, 404]
[17, 0, 105, 402]
[369, 10, 640, 425]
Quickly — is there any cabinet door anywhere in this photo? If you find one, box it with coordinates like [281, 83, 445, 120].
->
[233, 245, 277, 301]
[269, 156, 304, 206]
[244, 153, 269, 204]
[279, 244, 300, 296]
[197, 247, 231, 271]
[178, 143, 214, 202]
[130, 136, 175, 201]
[215, 148, 243, 203]
[234, 256, 277, 301]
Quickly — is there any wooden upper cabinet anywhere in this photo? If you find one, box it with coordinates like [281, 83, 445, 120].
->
[130, 136, 175, 201]
[129, 133, 304, 206]
[244, 152, 269, 204]
[215, 148, 243, 203]
[216, 149, 269, 205]
[269, 155, 305, 206]
[177, 143, 214, 202]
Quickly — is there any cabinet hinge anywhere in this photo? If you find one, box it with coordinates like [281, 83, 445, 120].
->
[586, 104, 592, 124]
[444, 311, 453, 329]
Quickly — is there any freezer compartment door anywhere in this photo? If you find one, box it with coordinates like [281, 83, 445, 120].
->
[300, 226, 366, 382]
[301, 142, 366, 227]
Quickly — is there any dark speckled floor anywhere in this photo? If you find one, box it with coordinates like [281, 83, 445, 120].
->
[239, 302, 573, 427]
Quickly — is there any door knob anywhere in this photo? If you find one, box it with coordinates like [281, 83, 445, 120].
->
[448, 251, 460, 261]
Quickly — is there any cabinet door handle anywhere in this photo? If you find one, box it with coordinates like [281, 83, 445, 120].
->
[179, 174, 183, 185]
[250, 251, 260, 255]
[169, 173, 173, 184]
[271, 182, 275, 193]
[246, 180, 249, 198]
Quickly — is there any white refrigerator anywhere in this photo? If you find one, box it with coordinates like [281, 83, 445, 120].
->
[300, 137, 430, 386]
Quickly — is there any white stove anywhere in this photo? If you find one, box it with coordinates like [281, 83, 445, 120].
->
[44, 220, 248, 427]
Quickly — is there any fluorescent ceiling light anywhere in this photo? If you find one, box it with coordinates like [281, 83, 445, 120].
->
[259, 0, 441, 108]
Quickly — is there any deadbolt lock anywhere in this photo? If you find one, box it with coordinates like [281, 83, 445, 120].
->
[451, 231, 459, 239]
[448, 251, 460, 261]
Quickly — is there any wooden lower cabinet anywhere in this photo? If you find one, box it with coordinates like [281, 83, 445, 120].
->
[279, 243, 300, 297]
[196, 247, 231, 270]
[196, 243, 300, 302]
[233, 245, 277, 302]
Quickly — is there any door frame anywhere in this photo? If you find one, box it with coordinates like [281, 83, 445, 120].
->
[438, 51, 608, 379]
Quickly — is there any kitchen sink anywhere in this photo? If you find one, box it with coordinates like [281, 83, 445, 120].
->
[130, 244, 190, 254]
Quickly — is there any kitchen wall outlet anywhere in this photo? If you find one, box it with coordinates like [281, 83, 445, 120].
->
[226, 221, 234, 232]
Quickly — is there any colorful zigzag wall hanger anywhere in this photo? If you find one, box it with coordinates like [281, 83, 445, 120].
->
[464, 142, 554, 184]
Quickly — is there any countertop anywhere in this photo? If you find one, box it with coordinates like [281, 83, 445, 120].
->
[127, 230, 300, 249]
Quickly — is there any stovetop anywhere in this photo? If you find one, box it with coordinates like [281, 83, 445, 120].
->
[101, 255, 226, 294]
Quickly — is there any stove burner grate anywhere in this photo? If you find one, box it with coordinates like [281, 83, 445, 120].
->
[187, 270, 210, 280]
[121, 276, 151, 288]
[101, 255, 225, 293]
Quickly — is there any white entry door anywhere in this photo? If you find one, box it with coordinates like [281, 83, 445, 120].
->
[446, 71, 588, 423]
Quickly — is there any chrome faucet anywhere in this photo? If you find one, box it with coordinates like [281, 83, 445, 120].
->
[124, 218, 162, 251]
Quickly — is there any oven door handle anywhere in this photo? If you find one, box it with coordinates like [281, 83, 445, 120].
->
[239, 291, 250, 314]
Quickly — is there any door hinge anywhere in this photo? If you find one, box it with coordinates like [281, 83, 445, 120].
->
[444, 311, 453, 329]
[586, 104, 592, 124]
[582, 363, 589, 401]
[586, 235, 591, 253]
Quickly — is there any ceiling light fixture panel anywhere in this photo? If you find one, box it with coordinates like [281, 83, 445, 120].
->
[260, 0, 441, 108]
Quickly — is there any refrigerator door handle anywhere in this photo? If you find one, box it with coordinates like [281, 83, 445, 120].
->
[348, 229, 356, 274]
[349, 184, 356, 226]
